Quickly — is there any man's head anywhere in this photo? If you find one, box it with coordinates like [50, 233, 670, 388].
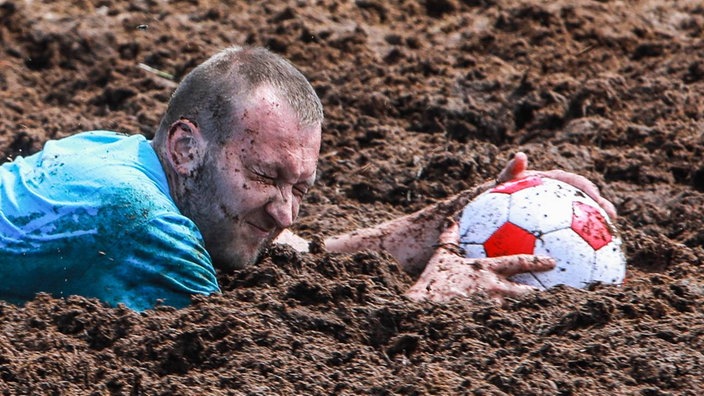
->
[152, 46, 323, 271]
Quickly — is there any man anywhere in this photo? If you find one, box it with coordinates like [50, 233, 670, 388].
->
[0, 46, 614, 311]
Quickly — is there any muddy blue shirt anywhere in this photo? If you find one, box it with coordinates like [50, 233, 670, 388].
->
[0, 131, 220, 311]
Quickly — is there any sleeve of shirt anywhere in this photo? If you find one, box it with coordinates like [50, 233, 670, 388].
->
[92, 213, 221, 312]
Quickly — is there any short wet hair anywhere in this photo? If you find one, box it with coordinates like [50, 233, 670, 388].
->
[155, 46, 323, 143]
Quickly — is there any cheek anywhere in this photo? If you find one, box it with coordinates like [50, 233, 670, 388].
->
[234, 181, 273, 209]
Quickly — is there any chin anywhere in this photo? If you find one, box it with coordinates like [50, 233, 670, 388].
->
[211, 241, 268, 272]
[207, 227, 282, 272]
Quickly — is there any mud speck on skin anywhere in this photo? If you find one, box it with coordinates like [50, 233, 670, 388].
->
[1, 1, 704, 394]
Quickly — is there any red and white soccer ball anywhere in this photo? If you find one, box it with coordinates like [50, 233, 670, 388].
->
[458, 176, 626, 290]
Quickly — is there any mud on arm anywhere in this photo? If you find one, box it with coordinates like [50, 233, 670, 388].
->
[324, 180, 495, 275]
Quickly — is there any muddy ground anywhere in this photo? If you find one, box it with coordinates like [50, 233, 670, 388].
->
[1, 0, 704, 394]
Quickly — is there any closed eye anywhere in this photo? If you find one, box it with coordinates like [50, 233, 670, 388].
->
[248, 168, 275, 184]
[248, 166, 311, 198]
[293, 184, 309, 197]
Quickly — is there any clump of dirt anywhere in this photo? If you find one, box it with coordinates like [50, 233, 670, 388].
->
[1, 0, 704, 394]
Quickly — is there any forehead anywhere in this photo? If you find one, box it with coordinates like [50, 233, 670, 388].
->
[230, 87, 321, 171]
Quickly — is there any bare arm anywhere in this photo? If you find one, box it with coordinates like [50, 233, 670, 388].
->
[320, 152, 615, 303]
[324, 180, 494, 275]
[323, 151, 542, 274]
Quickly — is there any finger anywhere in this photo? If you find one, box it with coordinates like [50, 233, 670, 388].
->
[490, 280, 541, 298]
[595, 196, 618, 220]
[438, 219, 460, 244]
[497, 152, 528, 183]
[542, 169, 595, 194]
[483, 277, 541, 306]
[484, 254, 555, 275]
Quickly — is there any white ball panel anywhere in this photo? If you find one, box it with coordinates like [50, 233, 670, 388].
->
[592, 237, 627, 284]
[459, 192, 510, 243]
[507, 179, 574, 234]
[461, 243, 487, 259]
[531, 228, 597, 288]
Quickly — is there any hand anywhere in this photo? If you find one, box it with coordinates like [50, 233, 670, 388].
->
[497, 152, 617, 219]
[405, 221, 555, 304]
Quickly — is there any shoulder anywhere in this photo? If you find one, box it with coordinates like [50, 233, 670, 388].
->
[0, 131, 172, 239]
[42, 130, 146, 154]
[46, 131, 174, 222]
[113, 211, 220, 300]
[95, 211, 219, 311]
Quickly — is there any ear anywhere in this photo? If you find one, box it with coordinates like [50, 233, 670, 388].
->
[165, 118, 206, 176]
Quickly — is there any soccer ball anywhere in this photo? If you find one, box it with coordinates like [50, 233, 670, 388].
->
[458, 176, 626, 290]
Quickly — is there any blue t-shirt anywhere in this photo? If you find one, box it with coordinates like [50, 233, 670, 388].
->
[0, 131, 220, 311]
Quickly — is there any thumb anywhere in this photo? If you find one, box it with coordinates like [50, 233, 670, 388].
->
[497, 152, 528, 183]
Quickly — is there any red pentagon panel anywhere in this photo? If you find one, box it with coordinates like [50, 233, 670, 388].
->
[571, 201, 612, 250]
[484, 222, 536, 257]
[491, 176, 543, 194]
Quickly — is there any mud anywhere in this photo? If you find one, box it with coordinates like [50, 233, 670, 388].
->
[1, 0, 704, 394]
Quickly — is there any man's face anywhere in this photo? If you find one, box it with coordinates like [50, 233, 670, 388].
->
[185, 87, 321, 271]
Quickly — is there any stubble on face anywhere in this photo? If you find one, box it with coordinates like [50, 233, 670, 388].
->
[173, 148, 271, 271]
[173, 86, 321, 272]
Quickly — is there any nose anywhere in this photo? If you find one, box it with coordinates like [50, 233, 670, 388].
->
[265, 185, 297, 229]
